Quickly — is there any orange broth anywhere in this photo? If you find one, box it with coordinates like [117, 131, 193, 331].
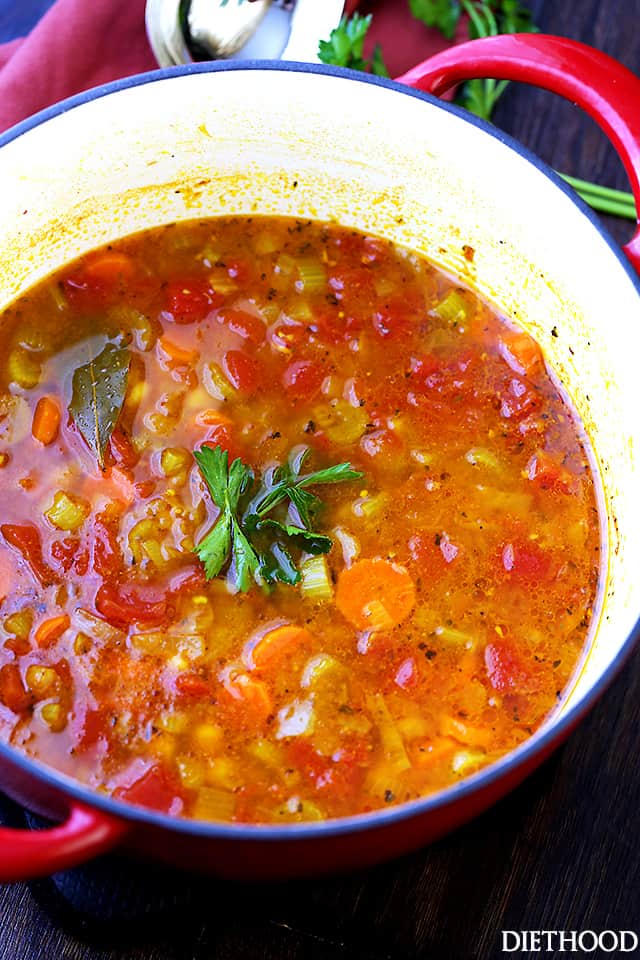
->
[0, 217, 601, 822]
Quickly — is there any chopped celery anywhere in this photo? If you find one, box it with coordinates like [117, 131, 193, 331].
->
[465, 447, 501, 470]
[176, 756, 205, 789]
[246, 738, 284, 770]
[191, 723, 224, 755]
[433, 289, 471, 325]
[366, 693, 411, 772]
[434, 624, 476, 647]
[203, 361, 235, 400]
[50, 283, 68, 312]
[300, 653, 345, 689]
[476, 484, 532, 516]
[295, 258, 327, 294]
[193, 786, 235, 821]
[7, 348, 41, 389]
[45, 491, 89, 531]
[300, 555, 333, 602]
[312, 399, 368, 445]
[353, 491, 388, 519]
[207, 270, 238, 296]
[157, 710, 189, 734]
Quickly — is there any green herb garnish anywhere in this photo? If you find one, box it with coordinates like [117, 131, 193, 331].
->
[194, 445, 363, 593]
[318, 13, 389, 77]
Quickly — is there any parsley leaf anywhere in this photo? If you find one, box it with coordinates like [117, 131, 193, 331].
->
[193, 444, 363, 593]
[408, 0, 462, 39]
[318, 13, 389, 78]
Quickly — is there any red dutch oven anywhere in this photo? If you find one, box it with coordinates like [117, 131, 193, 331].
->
[0, 34, 639, 882]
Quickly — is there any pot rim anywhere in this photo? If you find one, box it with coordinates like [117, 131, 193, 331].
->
[1, 59, 639, 842]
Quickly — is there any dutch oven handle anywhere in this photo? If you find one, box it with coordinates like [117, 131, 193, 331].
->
[396, 34, 640, 277]
[0, 802, 127, 881]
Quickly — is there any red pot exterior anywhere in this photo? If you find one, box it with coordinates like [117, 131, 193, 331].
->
[0, 715, 574, 881]
[1, 33, 640, 882]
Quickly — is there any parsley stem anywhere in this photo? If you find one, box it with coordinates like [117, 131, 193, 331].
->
[560, 174, 637, 220]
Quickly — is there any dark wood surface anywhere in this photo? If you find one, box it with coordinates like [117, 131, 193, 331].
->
[1, 2, 639, 958]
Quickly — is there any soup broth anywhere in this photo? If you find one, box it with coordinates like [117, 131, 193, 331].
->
[0, 217, 601, 823]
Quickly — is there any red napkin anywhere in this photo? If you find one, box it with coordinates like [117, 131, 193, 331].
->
[0, 0, 156, 133]
[0, 0, 458, 135]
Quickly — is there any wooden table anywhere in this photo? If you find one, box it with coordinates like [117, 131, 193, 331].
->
[0, 2, 639, 957]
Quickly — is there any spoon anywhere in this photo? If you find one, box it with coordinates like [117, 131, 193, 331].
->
[145, 0, 345, 67]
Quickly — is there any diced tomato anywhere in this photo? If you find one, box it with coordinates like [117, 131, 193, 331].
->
[371, 298, 419, 340]
[224, 259, 250, 284]
[498, 540, 553, 585]
[95, 581, 168, 628]
[50, 537, 79, 574]
[222, 350, 259, 395]
[328, 266, 374, 306]
[408, 532, 458, 578]
[168, 563, 206, 596]
[218, 308, 265, 344]
[175, 672, 211, 699]
[165, 277, 222, 323]
[498, 376, 539, 421]
[108, 428, 139, 468]
[1, 523, 58, 587]
[525, 450, 577, 494]
[91, 514, 124, 580]
[484, 639, 531, 694]
[282, 359, 324, 401]
[287, 739, 367, 799]
[75, 706, 111, 750]
[307, 310, 363, 345]
[0, 663, 31, 713]
[116, 764, 185, 815]
[498, 332, 543, 378]
[200, 423, 242, 463]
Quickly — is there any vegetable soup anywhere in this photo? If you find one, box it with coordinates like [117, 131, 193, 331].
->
[0, 217, 601, 822]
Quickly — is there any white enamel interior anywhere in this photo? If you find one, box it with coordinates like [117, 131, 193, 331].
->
[0, 67, 638, 734]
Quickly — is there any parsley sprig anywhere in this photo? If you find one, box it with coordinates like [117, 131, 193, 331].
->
[318, 13, 389, 77]
[194, 445, 363, 593]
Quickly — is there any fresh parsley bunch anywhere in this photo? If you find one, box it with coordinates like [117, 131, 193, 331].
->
[194, 445, 363, 593]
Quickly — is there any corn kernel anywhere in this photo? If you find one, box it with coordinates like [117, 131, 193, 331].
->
[160, 447, 192, 477]
[26, 665, 59, 699]
[41, 702, 67, 732]
[4, 609, 33, 640]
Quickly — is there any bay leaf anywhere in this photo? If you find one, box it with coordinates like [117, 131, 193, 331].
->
[69, 340, 130, 469]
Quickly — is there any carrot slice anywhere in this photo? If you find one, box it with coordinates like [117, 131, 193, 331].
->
[336, 558, 415, 631]
[0, 663, 32, 713]
[34, 614, 70, 648]
[221, 668, 272, 724]
[83, 252, 134, 285]
[32, 396, 61, 445]
[248, 624, 313, 672]
[158, 336, 198, 367]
